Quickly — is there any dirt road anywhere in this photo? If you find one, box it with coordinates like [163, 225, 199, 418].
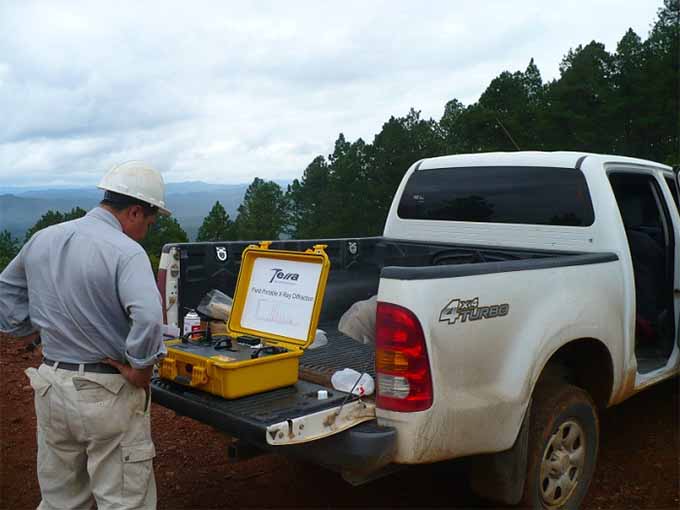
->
[1, 337, 678, 509]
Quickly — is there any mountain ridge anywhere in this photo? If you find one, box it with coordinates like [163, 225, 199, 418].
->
[1, 180, 292, 241]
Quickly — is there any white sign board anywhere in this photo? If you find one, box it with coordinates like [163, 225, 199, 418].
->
[240, 256, 323, 341]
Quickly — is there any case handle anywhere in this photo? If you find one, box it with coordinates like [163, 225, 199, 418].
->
[174, 365, 209, 387]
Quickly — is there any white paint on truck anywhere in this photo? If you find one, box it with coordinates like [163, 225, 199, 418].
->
[379, 151, 679, 465]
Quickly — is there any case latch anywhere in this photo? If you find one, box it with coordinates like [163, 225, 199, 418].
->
[160, 358, 177, 380]
[190, 365, 209, 386]
[308, 244, 328, 255]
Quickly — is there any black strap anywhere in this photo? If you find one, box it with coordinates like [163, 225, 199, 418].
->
[42, 358, 120, 374]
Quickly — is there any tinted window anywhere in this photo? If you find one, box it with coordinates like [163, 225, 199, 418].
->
[397, 166, 595, 226]
[664, 176, 679, 213]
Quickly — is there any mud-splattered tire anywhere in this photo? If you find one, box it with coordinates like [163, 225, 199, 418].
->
[521, 383, 599, 510]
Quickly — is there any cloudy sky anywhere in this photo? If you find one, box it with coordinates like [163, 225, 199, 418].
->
[0, 1, 662, 188]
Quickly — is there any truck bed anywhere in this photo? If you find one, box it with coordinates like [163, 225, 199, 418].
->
[300, 324, 375, 385]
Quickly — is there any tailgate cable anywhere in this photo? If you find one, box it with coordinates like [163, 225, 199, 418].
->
[335, 355, 374, 418]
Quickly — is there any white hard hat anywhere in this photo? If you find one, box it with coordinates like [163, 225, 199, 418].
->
[97, 161, 171, 216]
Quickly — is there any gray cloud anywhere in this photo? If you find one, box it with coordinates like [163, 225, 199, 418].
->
[0, 0, 661, 188]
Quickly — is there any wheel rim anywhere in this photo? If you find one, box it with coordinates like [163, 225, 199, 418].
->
[539, 420, 586, 507]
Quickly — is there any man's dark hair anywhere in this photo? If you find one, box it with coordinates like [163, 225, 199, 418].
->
[101, 191, 158, 217]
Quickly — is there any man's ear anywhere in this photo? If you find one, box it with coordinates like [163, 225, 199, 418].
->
[127, 204, 144, 220]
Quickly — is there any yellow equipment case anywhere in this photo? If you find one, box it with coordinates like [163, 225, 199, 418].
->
[159, 242, 330, 399]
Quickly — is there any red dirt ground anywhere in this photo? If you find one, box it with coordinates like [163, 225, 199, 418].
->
[1, 336, 678, 509]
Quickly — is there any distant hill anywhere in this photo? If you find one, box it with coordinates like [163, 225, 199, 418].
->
[0, 180, 292, 241]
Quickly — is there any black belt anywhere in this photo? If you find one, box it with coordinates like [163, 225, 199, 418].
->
[42, 358, 120, 374]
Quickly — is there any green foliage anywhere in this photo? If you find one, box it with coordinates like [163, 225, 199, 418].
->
[543, 42, 616, 151]
[287, 156, 333, 238]
[0, 230, 20, 272]
[367, 110, 446, 233]
[642, 0, 679, 162]
[141, 216, 189, 273]
[234, 178, 288, 240]
[196, 201, 235, 241]
[24, 207, 87, 243]
[323, 134, 373, 236]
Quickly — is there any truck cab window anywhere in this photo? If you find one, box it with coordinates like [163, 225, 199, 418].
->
[397, 166, 595, 226]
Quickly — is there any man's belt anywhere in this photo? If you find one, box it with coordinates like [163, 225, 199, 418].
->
[42, 358, 120, 374]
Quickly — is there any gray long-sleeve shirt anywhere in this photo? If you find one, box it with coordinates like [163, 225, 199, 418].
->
[0, 207, 166, 368]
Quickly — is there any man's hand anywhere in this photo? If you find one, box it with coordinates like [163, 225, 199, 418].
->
[104, 358, 153, 388]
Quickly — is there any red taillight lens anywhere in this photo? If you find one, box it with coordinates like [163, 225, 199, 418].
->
[376, 302, 433, 412]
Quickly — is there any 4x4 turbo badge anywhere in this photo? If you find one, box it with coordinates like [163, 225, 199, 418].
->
[439, 297, 509, 325]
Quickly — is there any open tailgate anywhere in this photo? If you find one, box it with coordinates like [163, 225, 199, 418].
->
[151, 377, 375, 445]
[150, 332, 396, 475]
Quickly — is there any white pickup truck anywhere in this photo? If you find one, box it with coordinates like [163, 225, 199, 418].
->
[152, 152, 679, 509]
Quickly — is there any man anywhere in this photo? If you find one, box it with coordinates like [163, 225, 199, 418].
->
[0, 161, 170, 510]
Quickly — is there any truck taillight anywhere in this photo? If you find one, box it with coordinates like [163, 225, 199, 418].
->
[376, 302, 432, 412]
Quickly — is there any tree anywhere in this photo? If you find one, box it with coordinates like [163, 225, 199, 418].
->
[234, 178, 288, 240]
[367, 110, 445, 233]
[286, 156, 333, 238]
[542, 41, 616, 152]
[24, 207, 87, 243]
[141, 216, 189, 273]
[440, 98, 468, 154]
[642, 0, 680, 163]
[325, 134, 374, 236]
[456, 59, 546, 153]
[611, 29, 647, 157]
[0, 230, 20, 272]
[196, 201, 235, 241]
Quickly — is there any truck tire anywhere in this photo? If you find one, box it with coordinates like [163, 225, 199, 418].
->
[521, 383, 599, 510]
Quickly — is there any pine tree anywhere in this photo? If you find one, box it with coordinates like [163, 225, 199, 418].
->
[0, 230, 20, 272]
[234, 178, 288, 240]
[286, 156, 332, 238]
[367, 110, 445, 233]
[196, 201, 235, 241]
[543, 42, 616, 152]
[440, 98, 468, 154]
[612, 29, 647, 156]
[643, 0, 680, 163]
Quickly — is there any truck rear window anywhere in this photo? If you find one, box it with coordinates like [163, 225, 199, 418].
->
[397, 166, 595, 226]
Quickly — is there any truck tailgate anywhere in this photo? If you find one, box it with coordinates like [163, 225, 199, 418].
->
[150, 330, 392, 469]
[151, 377, 369, 441]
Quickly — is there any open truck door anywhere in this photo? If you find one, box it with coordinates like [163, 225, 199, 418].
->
[675, 166, 680, 349]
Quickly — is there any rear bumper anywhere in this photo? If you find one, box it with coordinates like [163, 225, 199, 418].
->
[151, 377, 397, 473]
[278, 420, 397, 475]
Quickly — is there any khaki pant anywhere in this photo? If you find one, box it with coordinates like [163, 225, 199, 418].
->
[25, 363, 157, 510]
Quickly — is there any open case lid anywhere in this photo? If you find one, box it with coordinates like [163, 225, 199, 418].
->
[227, 242, 330, 349]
